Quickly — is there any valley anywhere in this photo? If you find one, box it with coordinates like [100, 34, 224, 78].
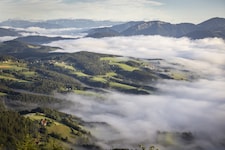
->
[0, 40, 194, 102]
[0, 39, 198, 150]
[0, 16, 224, 150]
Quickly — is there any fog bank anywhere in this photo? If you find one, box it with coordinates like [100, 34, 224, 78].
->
[59, 78, 225, 149]
[52, 36, 225, 149]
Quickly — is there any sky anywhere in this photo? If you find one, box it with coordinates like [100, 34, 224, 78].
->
[0, 0, 225, 23]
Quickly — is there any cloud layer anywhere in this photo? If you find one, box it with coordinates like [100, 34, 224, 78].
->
[0, 0, 164, 21]
[0, 0, 224, 23]
[48, 36, 225, 77]
[51, 36, 225, 149]
[59, 79, 225, 149]
[0, 36, 17, 42]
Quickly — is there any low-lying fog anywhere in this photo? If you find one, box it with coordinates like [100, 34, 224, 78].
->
[51, 36, 225, 149]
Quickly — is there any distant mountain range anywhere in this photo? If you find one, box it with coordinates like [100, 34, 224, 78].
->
[86, 17, 225, 39]
[0, 28, 20, 36]
[0, 19, 121, 29]
[14, 35, 75, 44]
[0, 18, 224, 39]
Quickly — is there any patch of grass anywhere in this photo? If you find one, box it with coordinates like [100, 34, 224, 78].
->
[109, 82, 136, 90]
[91, 72, 117, 80]
[0, 92, 7, 96]
[47, 123, 71, 139]
[72, 71, 89, 77]
[90, 76, 107, 83]
[170, 72, 187, 80]
[0, 75, 28, 82]
[105, 72, 117, 77]
[27, 45, 41, 49]
[54, 62, 75, 71]
[110, 62, 139, 71]
[100, 56, 130, 62]
[25, 113, 46, 121]
[100, 57, 119, 62]
[25, 113, 73, 142]
[0, 61, 27, 71]
[22, 71, 36, 77]
[100, 57, 138, 71]
[0, 65, 11, 69]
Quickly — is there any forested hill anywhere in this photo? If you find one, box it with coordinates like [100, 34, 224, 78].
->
[0, 100, 98, 150]
[0, 40, 196, 149]
[0, 40, 194, 100]
[0, 28, 20, 36]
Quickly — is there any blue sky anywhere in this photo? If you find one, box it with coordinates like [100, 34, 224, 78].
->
[0, 0, 224, 23]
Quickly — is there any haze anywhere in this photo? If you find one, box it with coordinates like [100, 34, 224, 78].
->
[1, 0, 225, 23]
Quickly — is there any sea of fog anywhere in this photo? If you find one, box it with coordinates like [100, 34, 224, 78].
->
[47, 36, 225, 150]
[1, 29, 224, 149]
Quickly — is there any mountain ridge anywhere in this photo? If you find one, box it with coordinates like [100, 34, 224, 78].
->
[86, 17, 225, 39]
[1, 17, 224, 39]
[0, 19, 122, 29]
[0, 28, 21, 36]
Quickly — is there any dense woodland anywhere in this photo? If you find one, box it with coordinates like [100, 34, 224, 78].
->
[0, 101, 97, 150]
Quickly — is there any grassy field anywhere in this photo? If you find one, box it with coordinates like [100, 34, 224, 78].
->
[47, 123, 72, 140]
[0, 92, 7, 96]
[21, 71, 36, 77]
[0, 75, 28, 82]
[72, 71, 89, 77]
[170, 71, 187, 80]
[0, 65, 10, 69]
[109, 82, 136, 90]
[25, 113, 46, 120]
[25, 113, 75, 142]
[0, 60, 35, 79]
[100, 57, 139, 71]
[110, 62, 138, 71]
[100, 57, 120, 62]
[105, 72, 117, 77]
[54, 62, 76, 71]
[89, 72, 117, 83]
[27, 44, 41, 49]
[90, 76, 107, 83]
[0, 61, 27, 71]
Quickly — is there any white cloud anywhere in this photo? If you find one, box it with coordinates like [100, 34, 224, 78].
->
[50, 35, 225, 149]
[59, 78, 225, 149]
[48, 36, 225, 83]
[0, 36, 18, 42]
[0, 0, 224, 23]
[0, 0, 166, 21]
[47, 36, 225, 77]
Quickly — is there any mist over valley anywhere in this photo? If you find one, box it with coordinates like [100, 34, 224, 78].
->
[55, 35, 225, 149]
[0, 17, 225, 150]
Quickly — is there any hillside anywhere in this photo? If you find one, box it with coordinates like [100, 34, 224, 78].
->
[0, 41, 194, 104]
[0, 40, 197, 149]
[0, 103, 98, 150]
[0, 28, 20, 37]
[15, 36, 75, 44]
[0, 19, 121, 29]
